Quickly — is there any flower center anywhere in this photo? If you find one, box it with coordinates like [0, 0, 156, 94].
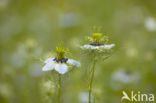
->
[92, 33, 103, 44]
[56, 47, 66, 60]
[89, 42, 104, 46]
[54, 58, 68, 63]
[87, 32, 109, 45]
[56, 46, 70, 62]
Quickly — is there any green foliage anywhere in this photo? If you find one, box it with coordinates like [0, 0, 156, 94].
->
[0, 0, 155, 103]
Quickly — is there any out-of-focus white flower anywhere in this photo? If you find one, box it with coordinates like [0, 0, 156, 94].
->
[0, 0, 9, 9]
[42, 81, 55, 96]
[69, 37, 80, 48]
[80, 44, 115, 50]
[145, 17, 156, 32]
[59, 12, 81, 28]
[43, 81, 55, 90]
[79, 92, 93, 103]
[112, 69, 137, 84]
[110, 69, 140, 90]
[0, 83, 13, 99]
[126, 47, 138, 58]
[42, 58, 81, 74]
[25, 38, 37, 49]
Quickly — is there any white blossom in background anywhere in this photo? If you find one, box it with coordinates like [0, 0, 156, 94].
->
[42, 47, 81, 74]
[112, 69, 135, 83]
[41, 80, 55, 96]
[10, 39, 42, 69]
[110, 69, 140, 90]
[25, 38, 43, 57]
[0, 83, 13, 99]
[0, 0, 9, 9]
[43, 81, 55, 90]
[79, 92, 93, 103]
[59, 12, 81, 28]
[145, 17, 156, 32]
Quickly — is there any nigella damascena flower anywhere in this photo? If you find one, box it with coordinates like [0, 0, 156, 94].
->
[81, 43, 115, 50]
[80, 33, 115, 50]
[42, 47, 81, 74]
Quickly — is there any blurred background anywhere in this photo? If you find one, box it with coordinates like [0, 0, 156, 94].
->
[0, 0, 156, 103]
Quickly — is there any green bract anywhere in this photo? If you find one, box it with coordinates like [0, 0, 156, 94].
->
[81, 46, 113, 61]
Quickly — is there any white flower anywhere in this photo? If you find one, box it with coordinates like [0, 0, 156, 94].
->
[59, 13, 81, 28]
[80, 43, 115, 50]
[110, 69, 140, 90]
[42, 57, 81, 74]
[111, 69, 139, 84]
[145, 17, 156, 32]
[42, 81, 55, 95]
[43, 81, 55, 90]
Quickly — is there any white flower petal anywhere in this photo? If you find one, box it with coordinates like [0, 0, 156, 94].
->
[80, 45, 91, 49]
[42, 62, 55, 71]
[80, 44, 100, 50]
[67, 59, 81, 67]
[84, 45, 91, 48]
[55, 64, 68, 74]
[103, 44, 115, 49]
[90, 45, 100, 49]
[44, 57, 55, 63]
[81, 44, 115, 50]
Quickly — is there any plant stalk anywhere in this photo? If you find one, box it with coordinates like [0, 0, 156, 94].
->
[58, 74, 62, 103]
[89, 60, 96, 103]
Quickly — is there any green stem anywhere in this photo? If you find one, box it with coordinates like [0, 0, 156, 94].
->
[89, 60, 96, 103]
[58, 74, 62, 103]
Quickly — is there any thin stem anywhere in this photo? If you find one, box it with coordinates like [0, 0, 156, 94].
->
[58, 74, 62, 103]
[89, 60, 96, 103]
